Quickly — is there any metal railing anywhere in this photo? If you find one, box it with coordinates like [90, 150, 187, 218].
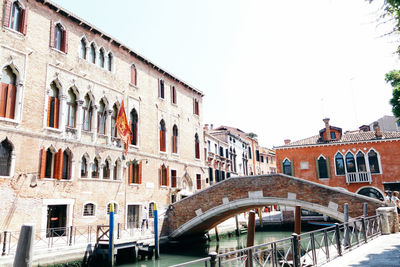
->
[171, 214, 382, 267]
[0, 222, 155, 256]
[346, 172, 371, 184]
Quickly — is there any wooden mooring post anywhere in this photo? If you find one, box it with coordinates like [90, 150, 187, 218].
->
[294, 206, 301, 235]
[235, 215, 240, 236]
[109, 203, 115, 266]
[246, 211, 256, 267]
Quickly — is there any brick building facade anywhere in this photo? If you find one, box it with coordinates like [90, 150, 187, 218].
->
[275, 118, 400, 200]
[0, 0, 205, 232]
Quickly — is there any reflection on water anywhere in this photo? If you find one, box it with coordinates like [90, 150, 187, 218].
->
[118, 230, 294, 267]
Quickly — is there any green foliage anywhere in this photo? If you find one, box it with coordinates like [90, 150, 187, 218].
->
[374, 1, 400, 119]
[386, 70, 400, 119]
[247, 132, 258, 139]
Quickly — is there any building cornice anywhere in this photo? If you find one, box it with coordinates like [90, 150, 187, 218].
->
[274, 138, 400, 150]
[36, 0, 204, 97]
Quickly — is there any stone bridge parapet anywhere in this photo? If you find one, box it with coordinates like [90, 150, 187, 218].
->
[164, 174, 384, 238]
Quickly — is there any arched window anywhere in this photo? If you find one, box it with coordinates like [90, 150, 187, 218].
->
[107, 52, 113, 71]
[83, 203, 95, 216]
[107, 202, 118, 214]
[67, 89, 77, 128]
[62, 150, 71, 180]
[358, 187, 384, 201]
[81, 156, 88, 178]
[9, 2, 22, 32]
[172, 125, 178, 154]
[131, 64, 137, 85]
[111, 105, 118, 138]
[335, 153, 345, 175]
[88, 43, 96, 64]
[195, 133, 200, 159]
[171, 86, 177, 104]
[80, 38, 87, 59]
[47, 82, 60, 128]
[0, 66, 17, 119]
[97, 99, 106, 135]
[0, 139, 12, 176]
[82, 94, 93, 131]
[103, 159, 110, 179]
[130, 109, 138, 146]
[160, 164, 168, 186]
[92, 158, 99, 178]
[128, 160, 142, 184]
[282, 159, 292, 176]
[149, 202, 155, 218]
[54, 23, 66, 52]
[317, 156, 329, 178]
[345, 152, 356, 173]
[159, 79, 164, 99]
[368, 150, 380, 173]
[44, 148, 54, 178]
[98, 49, 105, 68]
[356, 152, 367, 172]
[159, 120, 166, 152]
[113, 160, 119, 180]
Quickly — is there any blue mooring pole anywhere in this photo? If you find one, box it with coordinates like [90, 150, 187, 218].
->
[109, 203, 115, 266]
[154, 203, 159, 259]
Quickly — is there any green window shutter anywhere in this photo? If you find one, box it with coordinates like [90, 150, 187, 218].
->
[280, 160, 283, 174]
[290, 160, 294, 176]
[326, 157, 331, 178]
[315, 157, 320, 179]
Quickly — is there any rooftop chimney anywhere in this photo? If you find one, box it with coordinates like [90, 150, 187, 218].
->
[284, 139, 291, 145]
[373, 121, 382, 138]
[323, 118, 331, 141]
[359, 125, 370, 132]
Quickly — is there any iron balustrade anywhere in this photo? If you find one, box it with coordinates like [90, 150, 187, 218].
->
[346, 172, 372, 184]
[0, 222, 155, 256]
[171, 214, 382, 267]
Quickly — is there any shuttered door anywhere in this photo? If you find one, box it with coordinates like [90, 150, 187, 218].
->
[49, 20, 55, 48]
[0, 84, 8, 118]
[138, 162, 142, 184]
[128, 163, 133, 184]
[20, 6, 28, 35]
[3, 0, 11, 28]
[166, 166, 169, 186]
[5, 84, 16, 119]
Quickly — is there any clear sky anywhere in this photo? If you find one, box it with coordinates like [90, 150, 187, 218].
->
[52, 0, 399, 148]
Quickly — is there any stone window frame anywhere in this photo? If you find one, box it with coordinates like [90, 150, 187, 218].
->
[0, 137, 16, 178]
[0, 62, 24, 125]
[82, 202, 97, 217]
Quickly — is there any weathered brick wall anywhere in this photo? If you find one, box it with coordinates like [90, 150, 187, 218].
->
[0, 0, 205, 232]
[275, 140, 400, 193]
[165, 174, 383, 237]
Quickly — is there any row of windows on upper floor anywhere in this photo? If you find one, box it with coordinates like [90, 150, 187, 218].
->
[1, 66, 202, 157]
[281, 149, 381, 179]
[3, 1, 201, 109]
[0, 139, 203, 191]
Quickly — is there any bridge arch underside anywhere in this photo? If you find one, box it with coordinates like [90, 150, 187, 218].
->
[170, 197, 348, 239]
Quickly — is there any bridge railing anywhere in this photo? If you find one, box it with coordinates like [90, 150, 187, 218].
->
[171, 214, 382, 267]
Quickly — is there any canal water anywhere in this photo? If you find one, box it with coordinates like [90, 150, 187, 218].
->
[118, 227, 301, 267]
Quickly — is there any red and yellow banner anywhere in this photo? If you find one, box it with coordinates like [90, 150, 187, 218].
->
[116, 101, 132, 154]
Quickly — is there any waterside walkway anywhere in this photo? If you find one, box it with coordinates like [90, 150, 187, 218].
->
[323, 232, 400, 266]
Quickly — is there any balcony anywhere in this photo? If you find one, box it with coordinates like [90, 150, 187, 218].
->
[346, 172, 372, 184]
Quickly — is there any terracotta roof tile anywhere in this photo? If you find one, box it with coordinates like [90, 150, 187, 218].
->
[277, 131, 400, 148]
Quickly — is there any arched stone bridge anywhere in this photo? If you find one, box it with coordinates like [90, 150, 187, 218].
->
[164, 174, 384, 238]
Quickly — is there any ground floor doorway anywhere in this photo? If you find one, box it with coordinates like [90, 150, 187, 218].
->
[46, 204, 67, 237]
[127, 205, 140, 229]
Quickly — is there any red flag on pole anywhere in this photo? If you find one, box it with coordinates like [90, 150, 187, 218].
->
[116, 101, 132, 154]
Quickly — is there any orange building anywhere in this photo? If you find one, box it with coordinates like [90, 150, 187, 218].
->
[275, 118, 400, 200]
